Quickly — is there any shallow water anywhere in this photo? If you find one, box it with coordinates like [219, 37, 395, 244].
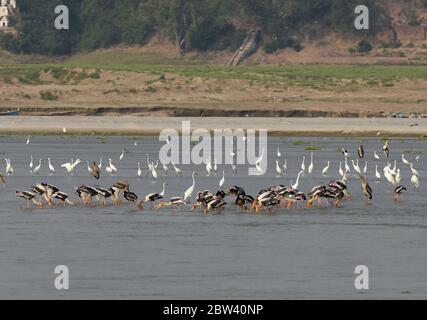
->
[0, 135, 426, 299]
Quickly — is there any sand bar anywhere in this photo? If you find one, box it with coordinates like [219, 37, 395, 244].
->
[0, 116, 426, 137]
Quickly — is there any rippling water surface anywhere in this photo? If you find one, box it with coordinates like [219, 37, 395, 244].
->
[0, 135, 426, 299]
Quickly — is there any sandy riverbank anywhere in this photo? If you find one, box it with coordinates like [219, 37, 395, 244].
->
[0, 116, 426, 137]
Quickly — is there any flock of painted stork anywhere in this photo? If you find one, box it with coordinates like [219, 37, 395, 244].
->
[5, 139, 422, 213]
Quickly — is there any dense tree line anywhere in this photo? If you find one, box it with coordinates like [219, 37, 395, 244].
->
[1, 0, 385, 56]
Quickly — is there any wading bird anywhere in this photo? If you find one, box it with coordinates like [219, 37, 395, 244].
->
[393, 185, 407, 202]
[322, 161, 330, 176]
[358, 145, 365, 159]
[48, 158, 55, 174]
[383, 141, 390, 158]
[358, 174, 373, 202]
[16, 191, 43, 208]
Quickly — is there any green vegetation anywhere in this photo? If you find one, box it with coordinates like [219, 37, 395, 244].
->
[2, 63, 427, 91]
[0, 0, 383, 56]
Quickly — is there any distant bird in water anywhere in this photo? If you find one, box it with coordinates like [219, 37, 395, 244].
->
[322, 161, 330, 176]
[48, 157, 55, 175]
[382, 141, 390, 158]
[33, 159, 42, 175]
[172, 162, 182, 176]
[88, 161, 101, 180]
[402, 154, 411, 166]
[16, 191, 43, 208]
[106, 158, 117, 175]
[308, 152, 314, 175]
[373, 151, 380, 160]
[300, 156, 306, 173]
[61, 159, 81, 175]
[29, 156, 34, 172]
[375, 164, 381, 180]
[5, 159, 14, 175]
[393, 185, 407, 202]
[26, 136, 31, 145]
[275, 160, 282, 176]
[358, 174, 373, 202]
[411, 174, 419, 191]
[341, 147, 349, 158]
[357, 145, 365, 159]
[219, 170, 225, 188]
[119, 149, 125, 161]
[137, 162, 142, 177]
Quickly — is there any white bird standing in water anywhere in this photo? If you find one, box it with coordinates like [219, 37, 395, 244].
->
[172, 162, 182, 176]
[410, 163, 420, 177]
[384, 166, 397, 187]
[219, 170, 225, 188]
[5, 159, 14, 175]
[206, 160, 213, 176]
[137, 162, 142, 177]
[351, 159, 362, 175]
[277, 147, 281, 158]
[33, 158, 42, 174]
[29, 155, 34, 172]
[363, 161, 368, 175]
[322, 161, 330, 176]
[61, 159, 81, 175]
[26, 136, 31, 145]
[411, 174, 419, 191]
[184, 171, 197, 202]
[119, 149, 125, 161]
[282, 159, 288, 172]
[301, 156, 306, 173]
[151, 164, 158, 179]
[375, 164, 381, 180]
[308, 152, 314, 175]
[48, 157, 55, 174]
[374, 151, 380, 160]
[402, 154, 411, 166]
[292, 171, 303, 190]
[338, 162, 344, 177]
[396, 168, 402, 186]
[106, 158, 117, 175]
[344, 158, 351, 174]
[161, 161, 169, 175]
[275, 160, 282, 176]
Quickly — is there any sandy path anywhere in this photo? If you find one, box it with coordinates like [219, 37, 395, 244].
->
[0, 116, 426, 137]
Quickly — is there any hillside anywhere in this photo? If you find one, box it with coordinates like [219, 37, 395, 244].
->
[1, 1, 427, 117]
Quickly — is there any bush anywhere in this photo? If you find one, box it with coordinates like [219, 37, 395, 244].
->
[406, 10, 420, 26]
[357, 40, 373, 53]
[264, 38, 302, 53]
[380, 40, 402, 49]
[40, 91, 59, 101]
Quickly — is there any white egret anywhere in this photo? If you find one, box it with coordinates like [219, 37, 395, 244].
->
[292, 171, 303, 190]
[219, 170, 225, 188]
[137, 162, 142, 177]
[184, 171, 197, 202]
[322, 161, 330, 176]
[275, 160, 282, 176]
[308, 152, 314, 175]
[48, 157, 55, 174]
[33, 159, 42, 174]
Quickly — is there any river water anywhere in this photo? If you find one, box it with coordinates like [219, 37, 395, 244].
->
[0, 135, 425, 299]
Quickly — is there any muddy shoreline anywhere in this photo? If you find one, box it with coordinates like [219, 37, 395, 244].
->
[2, 106, 389, 118]
[0, 116, 426, 137]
